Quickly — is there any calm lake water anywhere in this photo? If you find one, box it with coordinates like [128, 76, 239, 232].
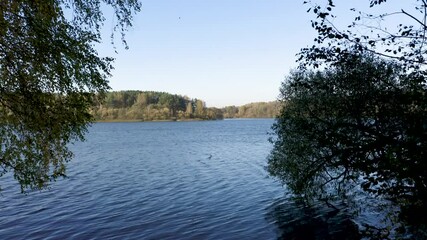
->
[0, 119, 363, 239]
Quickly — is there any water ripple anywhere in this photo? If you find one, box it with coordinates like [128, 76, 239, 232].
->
[0, 119, 367, 239]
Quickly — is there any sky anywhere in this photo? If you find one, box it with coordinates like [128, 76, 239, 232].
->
[96, 0, 407, 107]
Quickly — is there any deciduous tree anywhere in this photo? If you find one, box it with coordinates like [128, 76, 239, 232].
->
[0, 0, 140, 192]
[269, 0, 427, 235]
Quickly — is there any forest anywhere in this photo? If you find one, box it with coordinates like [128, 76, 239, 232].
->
[221, 101, 279, 119]
[91, 91, 278, 121]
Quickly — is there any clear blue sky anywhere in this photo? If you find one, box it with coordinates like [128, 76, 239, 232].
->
[96, 0, 404, 107]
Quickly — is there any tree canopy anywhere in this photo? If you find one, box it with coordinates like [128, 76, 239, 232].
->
[269, 0, 427, 236]
[0, 0, 140, 192]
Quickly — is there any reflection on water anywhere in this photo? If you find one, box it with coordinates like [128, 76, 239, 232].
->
[266, 197, 360, 240]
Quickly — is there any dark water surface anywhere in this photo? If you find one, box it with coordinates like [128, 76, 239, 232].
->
[0, 119, 362, 239]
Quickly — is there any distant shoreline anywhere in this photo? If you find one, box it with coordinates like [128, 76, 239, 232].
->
[95, 117, 274, 123]
[92, 91, 278, 121]
[95, 118, 210, 123]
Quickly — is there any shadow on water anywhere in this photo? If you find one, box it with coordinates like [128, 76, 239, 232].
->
[265, 196, 361, 240]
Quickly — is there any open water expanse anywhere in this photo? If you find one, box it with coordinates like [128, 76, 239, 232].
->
[0, 119, 366, 239]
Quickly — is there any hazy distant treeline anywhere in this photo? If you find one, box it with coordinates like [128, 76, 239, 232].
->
[222, 101, 279, 119]
[91, 91, 278, 121]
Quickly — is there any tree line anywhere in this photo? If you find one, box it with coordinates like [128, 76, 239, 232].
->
[222, 101, 279, 118]
[92, 91, 222, 121]
[91, 91, 278, 121]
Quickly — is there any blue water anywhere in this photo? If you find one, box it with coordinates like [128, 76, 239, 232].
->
[0, 119, 362, 239]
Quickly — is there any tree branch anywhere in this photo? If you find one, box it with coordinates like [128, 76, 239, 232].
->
[401, 9, 427, 29]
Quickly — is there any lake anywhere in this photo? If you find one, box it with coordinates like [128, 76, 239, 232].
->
[0, 119, 363, 239]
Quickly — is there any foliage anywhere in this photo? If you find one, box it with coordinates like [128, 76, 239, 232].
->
[268, 53, 427, 233]
[92, 91, 224, 121]
[221, 101, 279, 119]
[0, 0, 140, 192]
[300, 0, 427, 69]
[92, 91, 278, 121]
[269, 0, 427, 234]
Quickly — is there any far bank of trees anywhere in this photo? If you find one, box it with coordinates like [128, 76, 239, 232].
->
[91, 91, 278, 121]
[92, 91, 223, 121]
[222, 101, 279, 119]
